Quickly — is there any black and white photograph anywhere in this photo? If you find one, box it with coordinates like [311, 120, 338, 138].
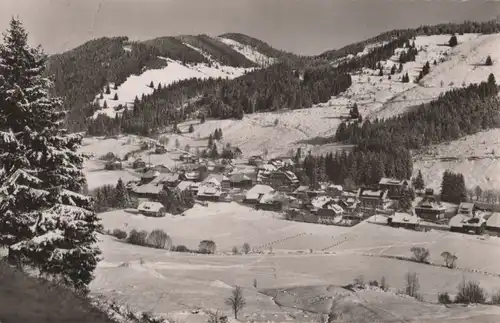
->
[1, 0, 500, 322]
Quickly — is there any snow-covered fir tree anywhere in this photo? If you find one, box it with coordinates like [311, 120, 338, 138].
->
[0, 18, 101, 292]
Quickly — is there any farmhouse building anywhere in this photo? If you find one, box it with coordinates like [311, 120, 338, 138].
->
[378, 177, 410, 200]
[261, 170, 300, 192]
[229, 173, 253, 188]
[388, 212, 421, 229]
[256, 191, 287, 211]
[163, 173, 181, 187]
[203, 174, 230, 190]
[140, 169, 160, 184]
[137, 201, 166, 217]
[130, 182, 163, 200]
[317, 202, 345, 225]
[449, 203, 488, 234]
[132, 158, 146, 169]
[196, 180, 223, 201]
[248, 155, 264, 166]
[357, 188, 390, 210]
[244, 184, 275, 204]
[414, 194, 446, 222]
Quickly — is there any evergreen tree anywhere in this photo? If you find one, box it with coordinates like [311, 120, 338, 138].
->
[485, 55, 493, 66]
[449, 35, 458, 47]
[105, 84, 111, 95]
[413, 170, 425, 191]
[399, 189, 413, 212]
[189, 124, 194, 133]
[113, 92, 118, 100]
[0, 18, 101, 292]
[113, 83, 118, 90]
[99, 92, 104, 99]
[390, 64, 396, 75]
[208, 134, 214, 147]
[157, 82, 162, 91]
[149, 81, 154, 88]
[114, 178, 130, 208]
[378, 68, 383, 76]
[398, 63, 403, 73]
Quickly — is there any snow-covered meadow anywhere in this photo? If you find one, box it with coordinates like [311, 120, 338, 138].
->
[91, 206, 500, 322]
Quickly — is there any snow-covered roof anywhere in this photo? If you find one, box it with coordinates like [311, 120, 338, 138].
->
[138, 201, 164, 213]
[132, 183, 163, 195]
[176, 181, 195, 191]
[245, 184, 274, 200]
[197, 181, 222, 197]
[359, 188, 387, 199]
[379, 177, 406, 186]
[204, 174, 229, 184]
[415, 196, 446, 211]
[230, 173, 251, 183]
[391, 212, 421, 225]
[142, 169, 160, 179]
[486, 212, 500, 228]
[311, 196, 334, 209]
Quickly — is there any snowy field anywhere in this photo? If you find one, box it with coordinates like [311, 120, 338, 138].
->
[91, 216, 500, 322]
[413, 129, 500, 191]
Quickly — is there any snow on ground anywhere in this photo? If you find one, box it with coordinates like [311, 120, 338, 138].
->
[92, 57, 255, 119]
[99, 202, 348, 252]
[174, 107, 350, 158]
[218, 37, 276, 67]
[91, 217, 500, 322]
[413, 129, 500, 192]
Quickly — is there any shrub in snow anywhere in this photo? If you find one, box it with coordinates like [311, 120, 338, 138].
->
[0, 18, 101, 293]
[490, 290, 500, 305]
[232, 246, 239, 255]
[448, 35, 458, 47]
[441, 251, 457, 269]
[455, 278, 487, 304]
[199, 240, 216, 254]
[438, 292, 452, 304]
[411, 247, 430, 263]
[127, 229, 148, 246]
[112, 229, 127, 240]
[172, 245, 190, 252]
[147, 229, 172, 249]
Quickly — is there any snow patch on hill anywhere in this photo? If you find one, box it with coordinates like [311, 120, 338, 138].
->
[92, 58, 255, 119]
[218, 37, 276, 67]
[414, 129, 500, 192]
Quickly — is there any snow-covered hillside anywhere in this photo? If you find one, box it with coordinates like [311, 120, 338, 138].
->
[218, 37, 276, 67]
[414, 129, 500, 192]
[92, 57, 255, 119]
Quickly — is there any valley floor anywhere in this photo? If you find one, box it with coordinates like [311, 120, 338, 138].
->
[92, 202, 500, 322]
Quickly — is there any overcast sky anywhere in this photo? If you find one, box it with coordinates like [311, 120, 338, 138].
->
[0, 0, 498, 55]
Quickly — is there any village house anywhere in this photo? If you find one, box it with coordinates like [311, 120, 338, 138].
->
[140, 168, 160, 184]
[262, 170, 300, 192]
[388, 212, 421, 230]
[378, 177, 410, 200]
[229, 173, 253, 188]
[163, 173, 181, 188]
[104, 159, 123, 170]
[339, 190, 360, 212]
[449, 202, 488, 234]
[130, 181, 164, 200]
[153, 164, 171, 173]
[486, 212, 500, 233]
[132, 158, 146, 169]
[137, 201, 166, 217]
[248, 155, 264, 166]
[357, 188, 390, 210]
[256, 191, 287, 211]
[196, 179, 223, 202]
[203, 174, 231, 190]
[154, 144, 167, 154]
[181, 170, 200, 182]
[243, 184, 275, 204]
[317, 201, 345, 225]
[175, 180, 195, 193]
[414, 192, 446, 222]
[227, 147, 243, 159]
[180, 153, 197, 163]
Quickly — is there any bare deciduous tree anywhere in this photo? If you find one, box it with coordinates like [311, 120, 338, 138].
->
[411, 246, 430, 263]
[147, 229, 172, 249]
[441, 251, 458, 268]
[225, 286, 246, 319]
[404, 271, 421, 300]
